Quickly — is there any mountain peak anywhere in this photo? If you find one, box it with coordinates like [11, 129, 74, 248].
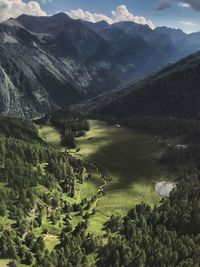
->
[16, 12, 72, 34]
[50, 12, 71, 20]
[113, 20, 152, 31]
[18, 12, 70, 20]
[94, 20, 109, 27]
[155, 26, 185, 36]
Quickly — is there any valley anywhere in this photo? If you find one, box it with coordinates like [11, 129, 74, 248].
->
[1, 13, 200, 118]
[0, 112, 199, 266]
[39, 119, 174, 235]
[1, 3, 200, 266]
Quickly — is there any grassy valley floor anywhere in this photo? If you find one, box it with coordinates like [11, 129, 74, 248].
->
[39, 120, 173, 235]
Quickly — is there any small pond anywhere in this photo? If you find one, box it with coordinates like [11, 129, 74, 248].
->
[155, 181, 176, 197]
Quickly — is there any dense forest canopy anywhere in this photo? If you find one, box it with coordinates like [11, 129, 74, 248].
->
[0, 116, 199, 266]
[0, 117, 96, 266]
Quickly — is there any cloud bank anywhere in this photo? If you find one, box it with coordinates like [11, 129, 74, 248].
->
[180, 20, 198, 33]
[155, 0, 200, 11]
[67, 5, 155, 29]
[178, 2, 191, 7]
[40, 0, 53, 4]
[0, 0, 46, 22]
[154, 0, 171, 10]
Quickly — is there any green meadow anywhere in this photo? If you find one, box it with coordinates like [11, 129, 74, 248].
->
[0, 259, 28, 267]
[38, 124, 63, 150]
[39, 120, 170, 235]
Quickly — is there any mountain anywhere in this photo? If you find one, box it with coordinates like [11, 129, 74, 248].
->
[17, 12, 72, 34]
[17, 13, 112, 60]
[80, 20, 109, 33]
[0, 18, 83, 118]
[81, 20, 200, 83]
[0, 14, 120, 118]
[86, 21, 200, 64]
[111, 21, 155, 42]
[1, 13, 200, 118]
[77, 51, 200, 119]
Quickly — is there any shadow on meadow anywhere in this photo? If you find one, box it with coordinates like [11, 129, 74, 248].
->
[87, 130, 167, 192]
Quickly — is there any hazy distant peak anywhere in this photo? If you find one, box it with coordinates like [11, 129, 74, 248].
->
[113, 20, 152, 29]
[155, 26, 185, 35]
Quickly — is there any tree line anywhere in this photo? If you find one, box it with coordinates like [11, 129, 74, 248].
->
[51, 112, 90, 148]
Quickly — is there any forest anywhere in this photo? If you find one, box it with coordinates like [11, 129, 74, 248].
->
[0, 116, 200, 266]
[0, 117, 96, 266]
[98, 169, 200, 267]
[45, 112, 90, 148]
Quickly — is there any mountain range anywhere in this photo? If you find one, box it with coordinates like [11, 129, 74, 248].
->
[1, 12, 200, 117]
[78, 50, 200, 119]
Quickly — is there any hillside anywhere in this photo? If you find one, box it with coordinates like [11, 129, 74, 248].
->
[77, 51, 200, 119]
[1, 116, 200, 266]
[0, 117, 106, 266]
[0, 14, 116, 118]
[1, 13, 200, 117]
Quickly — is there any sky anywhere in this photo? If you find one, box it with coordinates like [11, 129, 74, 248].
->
[0, 0, 200, 33]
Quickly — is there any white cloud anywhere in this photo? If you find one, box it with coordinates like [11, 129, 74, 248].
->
[156, 0, 200, 11]
[180, 20, 196, 26]
[180, 20, 198, 33]
[67, 5, 155, 29]
[154, 0, 172, 10]
[40, 0, 52, 4]
[0, 0, 46, 23]
[180, 0, 200, 10]
[178, 2, 191, 7]
[66, 9, 113, 24]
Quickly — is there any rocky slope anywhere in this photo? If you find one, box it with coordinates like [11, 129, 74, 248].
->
[1, 13, 200, 117]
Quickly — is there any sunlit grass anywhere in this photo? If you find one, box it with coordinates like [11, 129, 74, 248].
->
[39, 120, 171, 235]
[72, 120, 170, 234]
[39, 125, 62, 149]
[0, 259, 10, 267]
[44, 235, 59, 252]
[0, 259, 28, 267]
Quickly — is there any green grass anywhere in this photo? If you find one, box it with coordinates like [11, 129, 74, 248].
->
[0, 259, 10, 267]
[0, 259, 28, 267]
[39, 120, 172, 235]
[44, 235, 59, 252]
[75, 181, 99, 202]
[70, 120, 172, 234]
[39, 124, 63, 149]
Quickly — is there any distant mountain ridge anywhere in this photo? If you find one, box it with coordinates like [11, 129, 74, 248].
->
[0, 13, 200, 117]
[77, 51, 200, 119]
[83, 20, 200, 61]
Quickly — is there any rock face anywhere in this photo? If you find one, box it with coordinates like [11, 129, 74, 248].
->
[1, 13, 200, 118]
[0, 14, 110, 117]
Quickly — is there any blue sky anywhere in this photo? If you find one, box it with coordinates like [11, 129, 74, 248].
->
[34, 0, 200, 33]
[1, 0, 200, 33]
